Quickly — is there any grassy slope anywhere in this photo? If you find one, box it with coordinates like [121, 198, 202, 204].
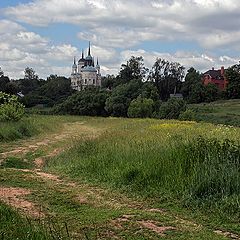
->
[1, 115, 240, 239]
[0, 115, 63, 142]
[46, 118, 240, 233]
[189, 99, 240, 127]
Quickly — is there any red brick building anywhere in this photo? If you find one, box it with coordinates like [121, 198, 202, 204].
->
[203, 66, 228, 90]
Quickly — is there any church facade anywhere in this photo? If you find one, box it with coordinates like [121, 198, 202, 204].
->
[71, 42, 101, 91]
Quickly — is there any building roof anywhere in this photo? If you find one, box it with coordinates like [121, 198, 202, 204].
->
[85, 55, 93, 60]
[78, 58, 85, 63]
[203, 69, 224, 80]
[81, 65, 97, 72]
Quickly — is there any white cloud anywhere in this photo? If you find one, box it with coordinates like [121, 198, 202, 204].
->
[4, 0, 240, 49]
[119, 49, 239, 74]
[0, 20, 80, 79]
[1, 1, 240, 78]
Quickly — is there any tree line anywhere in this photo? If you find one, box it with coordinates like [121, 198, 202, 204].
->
[0, 57, 240, 119]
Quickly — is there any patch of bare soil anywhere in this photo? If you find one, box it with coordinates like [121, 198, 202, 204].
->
[34, 148, 62, 169]
[0, 187, 44, 218]
[139, 220, 175, 236]
[35, 172, 61, 182]
[148, 208, 165, 214]
[214, 230, 240, 240]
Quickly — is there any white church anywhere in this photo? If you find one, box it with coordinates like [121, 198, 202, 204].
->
[70, 42, 101, 91]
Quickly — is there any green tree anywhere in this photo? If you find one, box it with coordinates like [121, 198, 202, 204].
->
[204, 83, 220, 102]
[101, 75, 116, 90]
[105, 79, 142, 117]
[127, 96, 154, 118]
[149, 58, 185, 100]
[18, 67, 42, 94]
[0, 92, 25, 121]
[181, 67, 202, 101]
[21, 75, 73, 107]
[0, 67, 3, 77]
[117, 56, 148, 85]
[24, 67, 38, 81]
[225, 63, 240, 99]
[158, 98, 186, 119]
[54, 87, 109, 116]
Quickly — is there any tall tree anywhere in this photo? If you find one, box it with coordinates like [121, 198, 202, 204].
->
[18, 67, 41, 94]
[0, 67, 3, 77]
[149, 58, 185, 100]
[24, 67, 38, 80]
[181, 67, 202, 100]
[225, 63, 240, 99]
[117, 56, 148, 85]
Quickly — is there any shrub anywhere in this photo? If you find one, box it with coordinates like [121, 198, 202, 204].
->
[178, 109, 196, 121]
[158, 98, 186, 119]
[0, 92, 25, 121]
[127, 96, 154, 118]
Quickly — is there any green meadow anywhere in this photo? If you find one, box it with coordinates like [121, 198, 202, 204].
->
[0, 114, 240, 239]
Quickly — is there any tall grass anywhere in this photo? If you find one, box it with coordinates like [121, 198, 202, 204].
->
[189, 99, 240, 127]
[0, 115, 63, 142]
[0, 202, 48, 240]
[0, 202, 73, 240]
[46, 119, 240, 223]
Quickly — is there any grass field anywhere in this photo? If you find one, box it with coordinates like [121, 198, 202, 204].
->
[189, 99, 240, 127]
[0, 115, 63, 142]
[0, 115, 240, 239]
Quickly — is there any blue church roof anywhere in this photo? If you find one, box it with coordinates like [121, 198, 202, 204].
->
[81, 66, 97, 72]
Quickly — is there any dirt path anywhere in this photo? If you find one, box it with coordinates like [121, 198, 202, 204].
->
[0, 122, 99, 162]
[0, 120, 238, 239]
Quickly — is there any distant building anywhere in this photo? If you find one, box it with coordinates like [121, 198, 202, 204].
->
[202, 66, 228, 90]
[170, 86, 183, 99]
[70, 42, 101, 91]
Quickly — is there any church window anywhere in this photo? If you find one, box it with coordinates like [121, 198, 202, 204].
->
[93, 79, 95, 84]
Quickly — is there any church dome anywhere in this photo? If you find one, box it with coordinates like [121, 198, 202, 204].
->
[81, 66, 97, 72]
[85, 55, 93, 61]
[78, 58, 85, 63]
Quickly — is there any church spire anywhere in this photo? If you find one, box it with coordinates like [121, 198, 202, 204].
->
[97, 57, 99, 65]
[81, 49, 84, 59]
[88, 41, 91, 56]
[73, 56, 76, 65]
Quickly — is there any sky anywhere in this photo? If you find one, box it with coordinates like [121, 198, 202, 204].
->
[0, 0, 240, 79]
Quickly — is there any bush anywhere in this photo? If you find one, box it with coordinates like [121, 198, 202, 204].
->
[158, 98, 186, 119]
[0, 92, 25, 121]
[178, 109, 196, 121]
[127, 96, 154, 118]
[54, 87, 109, 116]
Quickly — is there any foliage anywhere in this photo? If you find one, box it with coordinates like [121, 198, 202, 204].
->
[105, 79, 142, 117]
[204, 83, 220, 102]
[24, 67, 39, 81]
[181, 67, 202, 102]
[54, 87, 109, 116]
[0, 74, 19, 95]
[101, 74, 116, 90]
[117, 56, 148, 85]
[127, 96, 154, 118]
[0, 67, 3, 77]
[149, 58, 185, 100]
[21, 75, 74, 107]
[0, 92, 25, 121]
[158, 98, 186, 119]
[178, 109, 196, 121]
[225, 63, 240, 99]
